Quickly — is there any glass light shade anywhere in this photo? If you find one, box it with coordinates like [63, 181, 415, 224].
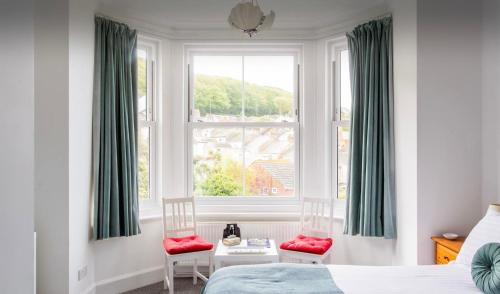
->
[228, 1, 275, 37]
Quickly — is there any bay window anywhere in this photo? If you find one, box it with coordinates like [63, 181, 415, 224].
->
[137, 38, 159, 208]
[332, 44, 352, 201]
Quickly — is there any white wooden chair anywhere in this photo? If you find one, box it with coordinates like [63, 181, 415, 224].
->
[279, 197, 334, 264]
[162, 197, 213, 294]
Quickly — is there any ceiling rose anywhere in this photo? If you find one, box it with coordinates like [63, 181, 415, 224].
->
[228, 0, 275, 37]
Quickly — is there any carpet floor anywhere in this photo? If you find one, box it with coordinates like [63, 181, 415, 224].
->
[122, 278, 205, 294]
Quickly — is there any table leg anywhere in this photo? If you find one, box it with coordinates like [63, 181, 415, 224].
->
[214, 260, 222, 271]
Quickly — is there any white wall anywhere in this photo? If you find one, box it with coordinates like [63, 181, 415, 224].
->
[35, 0, 70, 292]
[69, 0, 99, 293]
[417, 0, 483, 264]
[389, 0, 418, 266]
[93, 220, 164, 293]
[36, 0, 98, 292]
[482, 0, 500, 207]
[0, 1, 35, 293]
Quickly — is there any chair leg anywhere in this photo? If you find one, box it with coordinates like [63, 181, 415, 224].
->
[193, 259, 198, 285]
[208, 253, 213, 276]
[168, 260, 174, 294]
[163, 256, 168, 290]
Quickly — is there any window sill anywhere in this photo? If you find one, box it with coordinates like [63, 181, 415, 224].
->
[140, 210, 345, 223]
[140, 211, 301, 223]
[139, 205, 162, 222]
[139, 200, 345, 222]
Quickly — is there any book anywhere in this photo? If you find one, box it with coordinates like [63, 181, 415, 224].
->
[247, 238, 270, 248]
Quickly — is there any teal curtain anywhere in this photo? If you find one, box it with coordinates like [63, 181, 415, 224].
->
[343, 17, 396, 239]
[92, 16, 140, 240]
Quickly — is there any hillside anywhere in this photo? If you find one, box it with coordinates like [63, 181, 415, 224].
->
[194, 74, 293, 117]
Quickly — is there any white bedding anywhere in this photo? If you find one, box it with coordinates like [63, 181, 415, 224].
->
[327, 264, 481, 294]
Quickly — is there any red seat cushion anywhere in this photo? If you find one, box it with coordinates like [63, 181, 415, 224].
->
[280, 234, 333, 255]
[163, 235, 213, 255]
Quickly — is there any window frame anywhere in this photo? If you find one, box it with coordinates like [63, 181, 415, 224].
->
[329, 40, 350, 217]
[137, 36, 160, 211]
[185, 46, 302, 205]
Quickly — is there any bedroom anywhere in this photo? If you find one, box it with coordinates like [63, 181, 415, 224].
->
[1, 0, 500, 293]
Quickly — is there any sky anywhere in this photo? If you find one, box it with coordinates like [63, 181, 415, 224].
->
[193, 55, 295, 93]
[340, 50, 352, 112]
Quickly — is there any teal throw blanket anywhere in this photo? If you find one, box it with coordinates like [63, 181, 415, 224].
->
[202, 263, 343, 294]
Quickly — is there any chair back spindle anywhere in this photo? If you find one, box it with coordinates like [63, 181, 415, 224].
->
[300, 197, 333, 238]
[162, 197, 197, 238]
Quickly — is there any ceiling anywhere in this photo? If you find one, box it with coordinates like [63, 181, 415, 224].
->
[98, 0, 389, 32]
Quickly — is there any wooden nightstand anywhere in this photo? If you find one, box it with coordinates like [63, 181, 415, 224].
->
[431, 236, 465, 264]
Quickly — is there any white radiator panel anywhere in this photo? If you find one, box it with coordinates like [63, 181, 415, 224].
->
[197, 222, 300, 245]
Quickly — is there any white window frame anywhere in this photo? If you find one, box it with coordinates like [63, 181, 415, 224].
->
[138, 36, 160, 211]
[329, 39, 350, 217]
[185, 45, 302, 207]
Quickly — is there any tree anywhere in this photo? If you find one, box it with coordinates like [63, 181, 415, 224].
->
[194, 74, 293, 118]
[138, 134, 149, 199]
[193, 150, 258, 196]
[194, 79, 232, 116]
[200, 166, 241, 196]
[274, 96, 292, 116]
[138, 56, 147, 98]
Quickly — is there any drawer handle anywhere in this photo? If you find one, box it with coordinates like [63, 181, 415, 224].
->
[444, 256, 449, 261]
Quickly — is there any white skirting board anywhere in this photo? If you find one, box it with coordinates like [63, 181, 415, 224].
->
[34, 232, 36, 294]
[93, 266, 164, 294]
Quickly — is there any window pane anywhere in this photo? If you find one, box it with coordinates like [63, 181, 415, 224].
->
[245, 128, 295, 196]
[337, 126, 350, 200]
[193, 56, 243, 122]
[340, 50, 351, 121]
[138, 126, 151, 200]
[193, 128, 243, 196]
[137, 49, 148, 121]
[243, 56, 295, 122]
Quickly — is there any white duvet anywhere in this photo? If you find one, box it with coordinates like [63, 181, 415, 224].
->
[327, 264, 481, 294]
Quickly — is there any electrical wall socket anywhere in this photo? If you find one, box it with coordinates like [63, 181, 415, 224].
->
[78, 266, 87, 281]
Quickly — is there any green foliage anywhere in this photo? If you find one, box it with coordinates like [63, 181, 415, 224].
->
[138, 57, 147, 98]
[194, 75, 292, 117]
[193, 150, 259, 196]
[200, 166, 240, 196]
[194, 151, 241, 196]
[137, 55, 151, 199]
[194, 77, 234, 115]
[138, 132, 149, 200]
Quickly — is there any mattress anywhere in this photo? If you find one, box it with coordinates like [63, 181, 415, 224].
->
[328, 264, 481, 294]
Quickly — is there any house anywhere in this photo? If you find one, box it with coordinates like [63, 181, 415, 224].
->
[249, 160, 294, 196]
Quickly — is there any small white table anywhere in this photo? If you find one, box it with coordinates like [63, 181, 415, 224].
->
[213, 239, 279, 270]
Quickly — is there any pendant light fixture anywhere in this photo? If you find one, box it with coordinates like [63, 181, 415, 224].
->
[228, 0, 275, 37]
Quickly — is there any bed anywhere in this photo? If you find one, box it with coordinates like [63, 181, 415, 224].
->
[202, 205, 500, 294]
[202, 263, 480, 294]
[329, 264, 479, 293]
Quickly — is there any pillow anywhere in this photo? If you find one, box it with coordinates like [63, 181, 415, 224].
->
[471, 243, 500, 294]
[280, 234, 333, 255]
[456, 210, 500, 267]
